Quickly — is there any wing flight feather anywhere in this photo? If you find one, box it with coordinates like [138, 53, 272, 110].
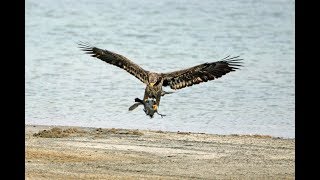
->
[78, 42, 149, 84]
[162, 56, 242, 90]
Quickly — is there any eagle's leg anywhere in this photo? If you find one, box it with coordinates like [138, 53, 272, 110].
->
[143, 89, 149, 102]
[161, 90, 174, 96]
[152, 95, 161, 111]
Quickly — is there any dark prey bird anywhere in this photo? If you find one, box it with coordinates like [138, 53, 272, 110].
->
[134, 98, 166, 118]
[78, 42, 242, 113]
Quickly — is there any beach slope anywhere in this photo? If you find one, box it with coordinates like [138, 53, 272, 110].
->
[25, 125, 294, 179]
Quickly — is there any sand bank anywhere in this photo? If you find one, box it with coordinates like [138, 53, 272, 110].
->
[25, 125, 294, 179]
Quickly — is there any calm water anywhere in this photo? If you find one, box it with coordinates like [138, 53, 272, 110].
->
[25, 0, 295, 138]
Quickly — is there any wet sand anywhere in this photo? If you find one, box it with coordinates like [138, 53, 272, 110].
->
[25, 124, 295, 179]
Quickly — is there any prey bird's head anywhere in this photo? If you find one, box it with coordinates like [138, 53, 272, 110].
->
[148, 73, 160, 87]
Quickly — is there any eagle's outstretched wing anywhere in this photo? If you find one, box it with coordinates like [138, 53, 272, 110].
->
[78, 42, 149, 84]
[161, 56, 242, 90]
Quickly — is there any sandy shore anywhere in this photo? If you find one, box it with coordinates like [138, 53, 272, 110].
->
[25, 124, 295, 179]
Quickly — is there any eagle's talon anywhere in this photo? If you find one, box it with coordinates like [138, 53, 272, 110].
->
[152, 105, 158, 110]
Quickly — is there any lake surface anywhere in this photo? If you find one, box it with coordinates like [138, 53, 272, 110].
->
[25, 0, 295, 138]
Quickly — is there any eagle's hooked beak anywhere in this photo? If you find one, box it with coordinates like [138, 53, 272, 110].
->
[149, 82, 155, 87]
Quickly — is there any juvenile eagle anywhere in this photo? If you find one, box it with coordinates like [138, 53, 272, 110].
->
[78, 42, 242, 112]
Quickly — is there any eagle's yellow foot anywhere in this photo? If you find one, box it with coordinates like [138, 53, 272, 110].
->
[152, 105, 158, 111]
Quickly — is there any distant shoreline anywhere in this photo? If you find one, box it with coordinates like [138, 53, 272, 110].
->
[26, 124, 295, 179]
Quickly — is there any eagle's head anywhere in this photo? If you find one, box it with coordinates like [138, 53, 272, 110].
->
[148, 73, 161, 87]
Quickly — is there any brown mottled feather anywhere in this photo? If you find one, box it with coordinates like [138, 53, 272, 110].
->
[162, 56, 242, 90]
[78, 42, 149, 84]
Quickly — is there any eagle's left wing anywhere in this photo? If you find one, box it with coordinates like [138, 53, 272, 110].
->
[161, 56, 242, 90]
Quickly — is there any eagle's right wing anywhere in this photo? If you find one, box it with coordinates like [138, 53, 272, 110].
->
[78, 42, 149, 84]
